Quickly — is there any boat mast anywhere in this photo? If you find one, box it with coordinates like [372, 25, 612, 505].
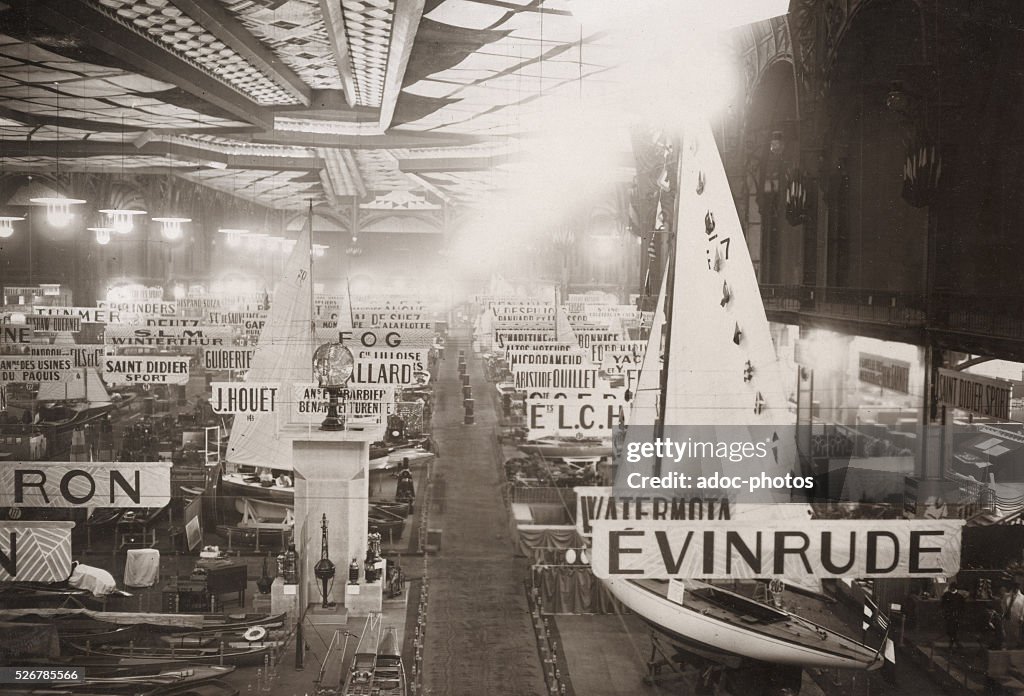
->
[653, 136, 683, 478]
[308, 199, 315, 380]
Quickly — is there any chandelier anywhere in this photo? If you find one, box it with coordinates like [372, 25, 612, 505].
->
[87, 226, 114, 245]
[100, 208, 147, 234]
[30, 195, 86, 228]
[152, 216, 190, 240]
[0, 215, 25, 238]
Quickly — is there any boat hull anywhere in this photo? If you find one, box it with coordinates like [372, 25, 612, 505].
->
[604, 579, 882, 671]
[517, 441, 612, 459]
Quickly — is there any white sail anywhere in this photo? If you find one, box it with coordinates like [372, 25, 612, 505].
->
[37, 368, 110, 406]
[555, 303, 578, 348]
[224, 217, 314, 471]
[623, 266, 668, 477]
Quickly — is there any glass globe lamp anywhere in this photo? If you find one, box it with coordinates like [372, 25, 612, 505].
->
[313, 342, 355, 431]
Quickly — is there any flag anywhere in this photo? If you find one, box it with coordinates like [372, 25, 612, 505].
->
[863, 595, 889, 633]
[647, 236, 657, 261]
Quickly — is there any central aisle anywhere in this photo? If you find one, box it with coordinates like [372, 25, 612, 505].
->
[423, 332, 546, 696]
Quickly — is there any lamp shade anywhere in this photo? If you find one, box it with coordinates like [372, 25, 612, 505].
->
[313, 342, 354, 389]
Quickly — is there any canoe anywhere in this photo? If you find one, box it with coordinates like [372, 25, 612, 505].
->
[68, 640, 277, 667]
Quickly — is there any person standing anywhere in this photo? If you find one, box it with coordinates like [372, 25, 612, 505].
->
[1004, 584, 1024, 649]
[941, 582, 966, 650]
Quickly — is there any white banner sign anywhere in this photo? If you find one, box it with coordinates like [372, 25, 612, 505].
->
[26, 344, 107, 368]
[203, 347, 255, 371]
[513, 366, 602, 390]
[0, 325, 32, 344]
[527, 396, 626, 437]
[211, 382, 279, 414]
[0, 521, 74, 582]
[25, 314, 81, 333]
[32, 306, 123, 324]
[103, 356, 190, 385]
[98, 300, 177, 316]
[0, 357, 82, 383]
[575, 486, 732, 537]
[351, 359, 421, 385]
[105, 325, 234, 347]
[0, 462, 172, 508]
[591, 519, 964, 580]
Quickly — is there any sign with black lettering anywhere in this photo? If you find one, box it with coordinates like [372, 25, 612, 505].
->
[354, 348, 428, 370]
[509, 351, 588, 369]
[573, 329, 622, 349]
[575, 486, 731, 536]
[936, 368, 1011, 420]
[527, 396, 625, 437]
[27, 345, 106, 369]
[590, 519, 964, 580]
[104, 357, 190, 385]
[318, 328, 434, 348]
[211, 382, 279, 414]
[859, 353, 910, 393]
[32, 306, 121, 324]
[0, 521, 74, 582]
[495, 330, 556, 347]
[351, 359, 421, 385]
[25, 315, 81, 333]
[0, 357, 82, 383]
[0, 462, 172, 508]
[513, 366, 601, 390]
[203, 347, 255, 371]
[98, 300, 177, 316]
[591, 341, 646, 364]
[290, 383, 396, 423]
[105, 325, 234, 347]
[0, 325, 32, 344]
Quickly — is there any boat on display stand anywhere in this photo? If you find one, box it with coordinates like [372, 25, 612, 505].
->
[596, 119, 884, 673]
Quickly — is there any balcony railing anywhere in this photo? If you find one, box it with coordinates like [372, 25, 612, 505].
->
[760, 285, 926, 326]
[760, 285, 1024, 344]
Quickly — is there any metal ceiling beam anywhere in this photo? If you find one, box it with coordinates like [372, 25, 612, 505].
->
[0, 139, 322, 171]
[398, 155, 512, 173]
[19, 0, 274, 130]
[318, 0, 358, 108]
[169, 0, 312, 107]
[246, 129, 502, 149]
[379, 0, 426, 130]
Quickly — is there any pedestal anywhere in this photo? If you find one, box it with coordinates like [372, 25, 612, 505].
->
[270, 578, 299, 624]
[345, 559, 384, 616]
[289, 425, 382, 611]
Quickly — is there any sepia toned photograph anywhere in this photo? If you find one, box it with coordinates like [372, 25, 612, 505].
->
[0, 1, 1022, 695]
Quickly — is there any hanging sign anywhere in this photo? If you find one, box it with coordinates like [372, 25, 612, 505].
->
[26, 345, 107, 368]
[527, 396, 626, 437]
[0, 325, 32, 344]
[318, 328, 434, 348]
[210, 382, 279, 414]
[573, 329, 622, 349]
[575, 486, 731, 537]
[32, 306, 121, 324]
[24, 315, 81, 333]
[495, 329, 556, 347]
[290, 383, 396, 422]
[522, 387, 626, 401]
[351, 359, 422, 385]
[98, 300, 177, 316]
[0, 357, 82, 383]
[590, 519, 964, 580]
[859, 353, 910, 393]
[513, 366, 602, 390]
[936, 368, 1011, 420]
[103, 356, 190, 385]
[0, 462, 172, 508]
[591, 341, 646, 364]
[354, 348, 429, 371]
[509, 352, 589, 369]
[0, 521, 74, 582]
[105, 325, 234, 347]
[203, 347, 255, 371]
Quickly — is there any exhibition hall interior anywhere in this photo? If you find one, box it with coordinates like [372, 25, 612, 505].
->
[1, 1, 1023, 695]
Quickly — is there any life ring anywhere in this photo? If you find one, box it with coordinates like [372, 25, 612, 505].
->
[564, 548, 577, 564]
[244, 626, 267, 642]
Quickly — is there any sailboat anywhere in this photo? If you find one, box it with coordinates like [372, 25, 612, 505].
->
[35, 367, 114, 432]
[218, 211, 430, 519]
[601, 119, 883, 671]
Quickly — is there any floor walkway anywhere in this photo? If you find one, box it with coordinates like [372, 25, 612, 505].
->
[422, 333, 546, 696]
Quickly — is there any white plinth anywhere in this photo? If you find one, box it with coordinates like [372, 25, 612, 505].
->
[345, 559, 384, 616]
